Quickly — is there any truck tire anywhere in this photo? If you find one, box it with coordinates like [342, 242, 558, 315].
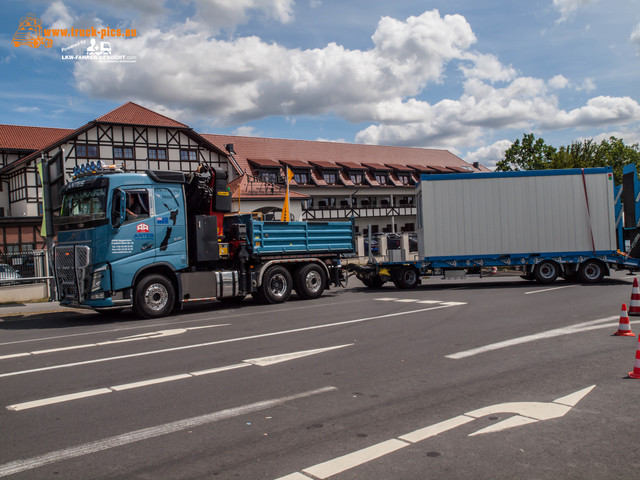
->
[259, 265, 293, 304]
[533, 261, 559, 284]
[578, 259, 606, 283]
[361, 275, 385, 288]
[392, 267, 419, 289]
[294, 264, 326, 300]
[133, 274, 175, 318]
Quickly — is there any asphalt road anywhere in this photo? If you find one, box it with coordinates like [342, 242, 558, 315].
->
[1, 271, 640, 479]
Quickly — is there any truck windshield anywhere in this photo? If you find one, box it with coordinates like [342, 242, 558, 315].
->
[58, 187, 108, 226]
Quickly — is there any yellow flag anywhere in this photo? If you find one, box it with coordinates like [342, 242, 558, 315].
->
[282, 167, 293, 221]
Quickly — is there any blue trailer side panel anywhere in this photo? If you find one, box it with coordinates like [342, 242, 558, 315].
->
[247, 217, 355, 255]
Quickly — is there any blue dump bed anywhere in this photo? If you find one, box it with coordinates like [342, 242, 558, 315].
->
[243, 216, 355, 256]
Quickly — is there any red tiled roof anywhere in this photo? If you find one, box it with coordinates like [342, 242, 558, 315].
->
[202, 134, 488, 177]
[362, 162, 392, 171]
[0, 125, 75, 150]
[248, 158, 280, 167]
[280, 159, 310, 168]
[385, 163, 413, 171]
[228, 174, 308, 200]
[337, 161, 363, 170]
[95, 102, 188, 128]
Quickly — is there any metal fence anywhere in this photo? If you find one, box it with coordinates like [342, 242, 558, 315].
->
[0, 250, 49, 285]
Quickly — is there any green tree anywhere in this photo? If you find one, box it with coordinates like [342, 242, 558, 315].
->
[494, 133, 557, 171]
[497, 134, 640, 184]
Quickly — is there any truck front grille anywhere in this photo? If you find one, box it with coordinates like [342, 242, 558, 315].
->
[54, 245, 91, 302]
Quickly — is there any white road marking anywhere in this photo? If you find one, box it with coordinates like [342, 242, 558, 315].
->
[0, 304, 462, 379]
[6, 346, 352, 411]
[0, 325, 228, 361]
[0, 297, 365, 347]
[276, 386, 595, 480]
[374, 298, 399, 301]
[0, 387, 337, 478]
[524, 285, 576, 295]
[396, 299, 419, 303]
[398, 415, 475, 443]
[416, 300, 441, 304]
[243, 344, 353, 367]
[446, 316, 621, 359]
[302, 439, 409, 479]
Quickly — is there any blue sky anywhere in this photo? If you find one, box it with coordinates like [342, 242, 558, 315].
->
[1, 0, 639, 168]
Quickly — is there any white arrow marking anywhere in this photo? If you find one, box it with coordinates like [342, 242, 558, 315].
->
[6, 345, 352, 411]
[465, 384, 595, 435]
[243, 344, 353, 366]
[276, 385, 596, 480]
[0, 325, 228, 360]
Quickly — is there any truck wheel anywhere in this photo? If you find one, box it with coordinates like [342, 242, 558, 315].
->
[533, 261, 559, 284]
[260, 266, 292, 304]
[294, 264, 326, 299]
[578, 260, 605, 283]
[361, 275, 385, 288]
[392, 267, 419, 289]
[133, 274, 175, 318]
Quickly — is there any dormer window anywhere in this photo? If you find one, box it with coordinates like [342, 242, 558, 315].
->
[259, 169, 279, 183]
[293, 170, 310, 184]
[323, 171, 337, 185]
[349, 171, 364, 184]
[375, 172, 388, 185]
[398, 173, 411, 185]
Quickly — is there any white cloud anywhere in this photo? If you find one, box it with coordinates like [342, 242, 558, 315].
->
[631, 23, 640, 55]
[465, 139, 513, 170]
[189, 0, 295, 29]
[72, 7, 640, 151]
[74, 10, 478, 124]
[233, 125, 259, 136]
[553, 0, 595, 22]
[548, 74, 570, 89]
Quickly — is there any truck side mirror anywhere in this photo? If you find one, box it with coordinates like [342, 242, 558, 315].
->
[112, 189, 126, 228]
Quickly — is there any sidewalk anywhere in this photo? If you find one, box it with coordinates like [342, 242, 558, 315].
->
[0, 301, 86, 318]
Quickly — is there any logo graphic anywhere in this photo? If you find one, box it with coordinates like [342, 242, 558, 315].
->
[86, 38, 111, 57]
[136, 223, 150, 233]
[13, 14, 52, 48]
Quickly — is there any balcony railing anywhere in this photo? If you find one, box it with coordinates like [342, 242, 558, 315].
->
[301, 205, 416, 221]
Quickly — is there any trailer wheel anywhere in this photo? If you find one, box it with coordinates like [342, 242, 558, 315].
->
[578, 259, 606, 283]
[260, 265, 293, 304]
[361, 275, 385, 288]
[133, 274, 175, 318]
[294, 264, 326, 300]
[392, 267, 419, 289]
[533, 261, 559, 284]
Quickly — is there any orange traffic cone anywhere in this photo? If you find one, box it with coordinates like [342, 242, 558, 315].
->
[629, 278, 640, 316]
[628, 334, 640, 379]
[614, 304, 635, 336]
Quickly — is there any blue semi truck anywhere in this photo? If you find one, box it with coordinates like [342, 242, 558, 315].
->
[52, 163, 354, 318]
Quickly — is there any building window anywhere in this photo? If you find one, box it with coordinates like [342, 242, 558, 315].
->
[323, 171, 337, 184]
[9, 170, 27, 203]
[293, 170, 309, 184]
[398, 173, 411, 185]
[113, 146, 134, 159]
[180, 149, 198, 162]
[76, 144, 98, 158]
[375, 173, 388, 185]
[350, 171, 364, 184]
[148, 148, 167, 160]
[258, 169, 279, 183]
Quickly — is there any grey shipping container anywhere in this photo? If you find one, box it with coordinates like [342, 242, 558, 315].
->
[416, 169, 616, 258]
